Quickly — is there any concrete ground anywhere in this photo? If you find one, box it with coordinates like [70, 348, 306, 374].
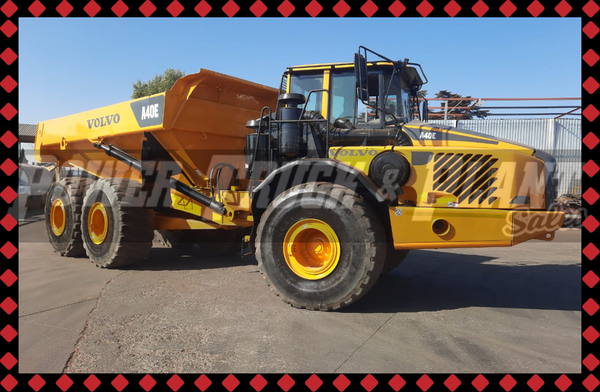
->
[19, 212, 581, 374]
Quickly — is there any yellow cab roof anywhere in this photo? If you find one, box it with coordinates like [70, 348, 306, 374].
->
[288, 61, 394, 71]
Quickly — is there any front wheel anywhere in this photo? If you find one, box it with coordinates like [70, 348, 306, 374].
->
[255, 183, 387, 311]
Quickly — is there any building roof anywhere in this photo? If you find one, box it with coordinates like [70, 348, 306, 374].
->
[19, 124, 37, 143]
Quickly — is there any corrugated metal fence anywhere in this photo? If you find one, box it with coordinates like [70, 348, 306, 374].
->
[428, 118, 581, 196]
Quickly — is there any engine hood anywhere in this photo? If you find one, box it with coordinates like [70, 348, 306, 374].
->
[402, 120, 536, 156]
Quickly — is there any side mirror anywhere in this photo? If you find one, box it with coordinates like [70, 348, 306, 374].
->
[354, 53, 368, 102]
[421, 100, 428, 122]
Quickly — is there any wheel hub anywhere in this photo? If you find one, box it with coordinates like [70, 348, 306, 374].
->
[283, 218, 341, 280]
[50, 199, 66, 236]
[88, 202, 108, 245]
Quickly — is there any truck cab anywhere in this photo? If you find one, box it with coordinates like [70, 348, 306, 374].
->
[284, 58, 424, 128]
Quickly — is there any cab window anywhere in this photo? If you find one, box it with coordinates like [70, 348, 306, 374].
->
[289, 74, 323, 113]
[330, 73, 355, 120]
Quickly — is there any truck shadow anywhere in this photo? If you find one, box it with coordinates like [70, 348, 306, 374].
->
[346, 250, 581, 314]
[134, 247, 581, 314]
[125, 247, 258, 271]
[19, 214, 581, 313]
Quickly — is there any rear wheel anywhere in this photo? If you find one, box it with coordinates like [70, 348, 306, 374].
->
[44, 177, 94, 256]
[81, 178, 155, 268]
[256, 182, 386, 311]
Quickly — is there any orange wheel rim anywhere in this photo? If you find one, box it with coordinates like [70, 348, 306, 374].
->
[283, 218, 341, 280]
[88, 202, 108, 245]
[50, 199, 66, 236]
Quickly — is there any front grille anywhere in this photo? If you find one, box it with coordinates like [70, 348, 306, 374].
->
[432, 153, 499, 205]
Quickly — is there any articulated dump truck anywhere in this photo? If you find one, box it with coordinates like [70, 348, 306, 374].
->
[35, 47, 564, 311]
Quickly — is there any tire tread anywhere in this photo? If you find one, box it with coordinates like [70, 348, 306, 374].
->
[46, 177, 95, 257]
[255, 182, 386, 311]
[82, 178, 154, 268]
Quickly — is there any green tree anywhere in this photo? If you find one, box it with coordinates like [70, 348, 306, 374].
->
[131, 68, 186, 99]
[430, 90, 489, 120]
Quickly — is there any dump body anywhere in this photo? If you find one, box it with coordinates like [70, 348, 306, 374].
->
[35, 69, 278, 186]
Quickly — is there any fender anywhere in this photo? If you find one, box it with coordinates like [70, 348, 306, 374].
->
[249, 159, 392, 248]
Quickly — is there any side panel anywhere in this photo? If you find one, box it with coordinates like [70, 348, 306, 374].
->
[402, 121, 536, 154]
[35, 94, 166, 163]
[35, 69, 279, 187]
[328, 146, 547, 210]
[169, 187, 252, 228]
[388, 207, 564, 249]
[389, 207, 513, 248]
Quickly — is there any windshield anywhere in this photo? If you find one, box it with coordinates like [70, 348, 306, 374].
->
[332, 68, 413, 125]
[289, 67, 413, 125]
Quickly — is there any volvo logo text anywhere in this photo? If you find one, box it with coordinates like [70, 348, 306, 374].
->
[87, 114, 121, 129]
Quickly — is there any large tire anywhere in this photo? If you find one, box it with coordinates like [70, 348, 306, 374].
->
[382, 249, 410, 274]
[255, 182, 387, 311]
[44, 177, 95, 256]
[81, 178, 155, 268]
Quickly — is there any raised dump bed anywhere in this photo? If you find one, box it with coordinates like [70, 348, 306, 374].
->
[36, 69, 279, 272]
[35, 69, 278, 185]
